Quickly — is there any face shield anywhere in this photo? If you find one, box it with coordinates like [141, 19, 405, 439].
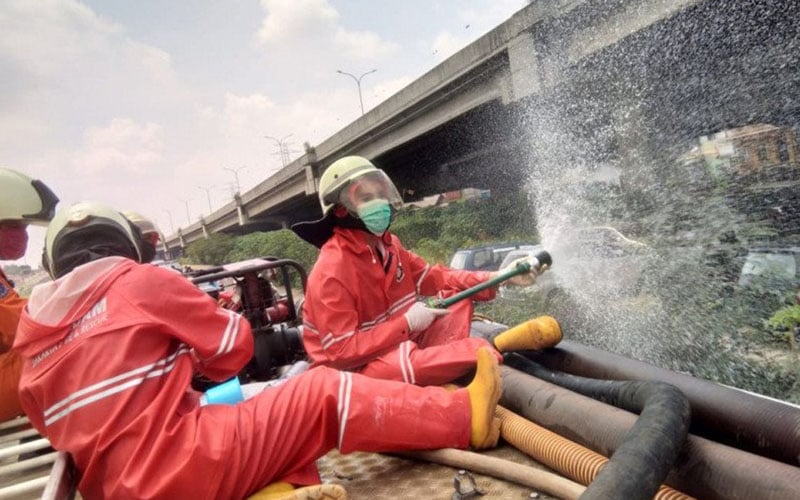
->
[336, 170, 404, 215]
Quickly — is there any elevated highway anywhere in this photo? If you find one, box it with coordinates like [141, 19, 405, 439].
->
[164, 0, 799, 256]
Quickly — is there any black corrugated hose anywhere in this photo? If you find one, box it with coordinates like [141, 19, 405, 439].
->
[504, 353, 691, 500]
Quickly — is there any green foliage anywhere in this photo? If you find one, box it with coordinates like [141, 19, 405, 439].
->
[185, 233, 235, 265]
[226, 230, 319, 271]
[767, 305, 800, 331]
[184, 230, 319, 269]
[391, 191, 539, 264]
[475, 296, 543, 327]
[410, 237, 452, 265]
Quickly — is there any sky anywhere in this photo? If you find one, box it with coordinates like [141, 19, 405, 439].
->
[0, 0, 528, 268]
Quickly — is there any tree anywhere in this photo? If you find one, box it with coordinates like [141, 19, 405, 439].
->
[184, 233, 235, 265]
[226, 230, 319, 271]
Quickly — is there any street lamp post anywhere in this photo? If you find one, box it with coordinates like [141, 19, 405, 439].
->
[197, 185, 214, 213]
[336, 69, 377, 115]
[178, 199, 191, 224]
[163, 209, 174, 233]
[264, 134, 294, 167]
[223, 166, 246, 194]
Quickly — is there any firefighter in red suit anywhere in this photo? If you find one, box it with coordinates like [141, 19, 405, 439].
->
[0, 167, 58, 422]
[293, 156, 561, 387]
[14, 201, 504, 500]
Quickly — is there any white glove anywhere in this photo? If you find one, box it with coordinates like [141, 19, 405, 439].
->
[404, 302, 450, 332]
[497, 256, 544, 287]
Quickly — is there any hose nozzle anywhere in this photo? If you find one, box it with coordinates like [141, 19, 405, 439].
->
[532, 250, 552, 271]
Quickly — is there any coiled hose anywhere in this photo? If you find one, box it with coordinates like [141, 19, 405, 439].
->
[504, 353, 691, 500]
[526, 340, 800, 466]
[501, 363, 800, 500]
[496, 406, 692, 500]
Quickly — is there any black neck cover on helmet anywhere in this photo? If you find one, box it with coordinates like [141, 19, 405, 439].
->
[291, 205, 396, 248]
[291, 208, 370, 248]
[140, 241, 157, 264]
[334, 211, 370, 232]
[48, 224, 141, 279]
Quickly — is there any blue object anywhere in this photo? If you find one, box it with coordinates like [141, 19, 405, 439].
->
[204, 377, 244, 405]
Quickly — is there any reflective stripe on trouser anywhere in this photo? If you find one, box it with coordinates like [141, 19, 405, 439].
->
[359, 337, 497, 386]
[358, 299, 500, 386]
[219, 365, 471, 500]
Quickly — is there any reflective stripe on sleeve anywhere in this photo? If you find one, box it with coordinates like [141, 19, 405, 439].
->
[43, 346, 190, 427]
[214, 310, 241, 357]
[319, 292, 418, 351]
[415, 265, 430, 293]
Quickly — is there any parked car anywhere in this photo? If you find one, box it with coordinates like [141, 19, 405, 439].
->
[449, 242, 540, 271]
[735, 246, 800, 341]
[549, 225, 649, 259]
[738, 246, 800, 290]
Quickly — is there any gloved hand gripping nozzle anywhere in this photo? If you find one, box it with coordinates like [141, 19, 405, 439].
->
[426, 249, 552, 309]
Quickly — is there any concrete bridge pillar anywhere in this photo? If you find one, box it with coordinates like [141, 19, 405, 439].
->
[234, 193, 249, 226]
[303, 142, 321, 197]
[200, 217, 209, 239]
[177, 228, 186, 249]
[505, 31, 542, 103]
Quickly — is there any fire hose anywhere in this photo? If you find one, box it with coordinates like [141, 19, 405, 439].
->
[426, 250, 552, 309]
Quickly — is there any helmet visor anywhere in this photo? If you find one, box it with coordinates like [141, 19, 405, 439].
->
[24, 180, 59, 224]
[337, 170, 403, 214]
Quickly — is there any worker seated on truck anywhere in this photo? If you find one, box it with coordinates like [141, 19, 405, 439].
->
[292, 155, 561, 387]
[14, 201, 505, 500]
[0, 167, 58, 423]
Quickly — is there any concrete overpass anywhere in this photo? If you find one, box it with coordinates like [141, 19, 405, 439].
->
[164, 0, 798, 256]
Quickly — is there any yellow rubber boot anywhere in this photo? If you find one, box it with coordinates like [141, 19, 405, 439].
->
[255, 481, 295, 496]
[467, 346, 502, 450]
[248, 483, 348, 500]
[492, 316, 562, 353]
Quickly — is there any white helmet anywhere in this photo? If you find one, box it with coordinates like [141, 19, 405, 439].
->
[0, 167, 59, 225]
[44, 201, 142, 278]
[293, 156, 404, 247]
[318, 156, 403, 215]
[121, 210, 159, 236]
[121, 210, 162, 263]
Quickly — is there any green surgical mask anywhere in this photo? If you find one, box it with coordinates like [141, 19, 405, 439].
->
[357, 199, 392, 235]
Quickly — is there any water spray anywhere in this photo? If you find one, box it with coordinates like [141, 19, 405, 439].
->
[427, 249, 552, 309]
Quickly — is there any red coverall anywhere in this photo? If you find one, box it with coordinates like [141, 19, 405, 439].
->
[14, 257, 472, 500]
[0, 269, 25, 421]
[303, 227, 501, 386]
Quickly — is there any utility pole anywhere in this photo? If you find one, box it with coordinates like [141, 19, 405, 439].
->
[223, 166, 246, 194]
[197, 185, 214, 213]
[264, 134, 294, 168]
[336, 69, 377, 115]
[178, 199, 191, 224]
[163, 209, 174, 233]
